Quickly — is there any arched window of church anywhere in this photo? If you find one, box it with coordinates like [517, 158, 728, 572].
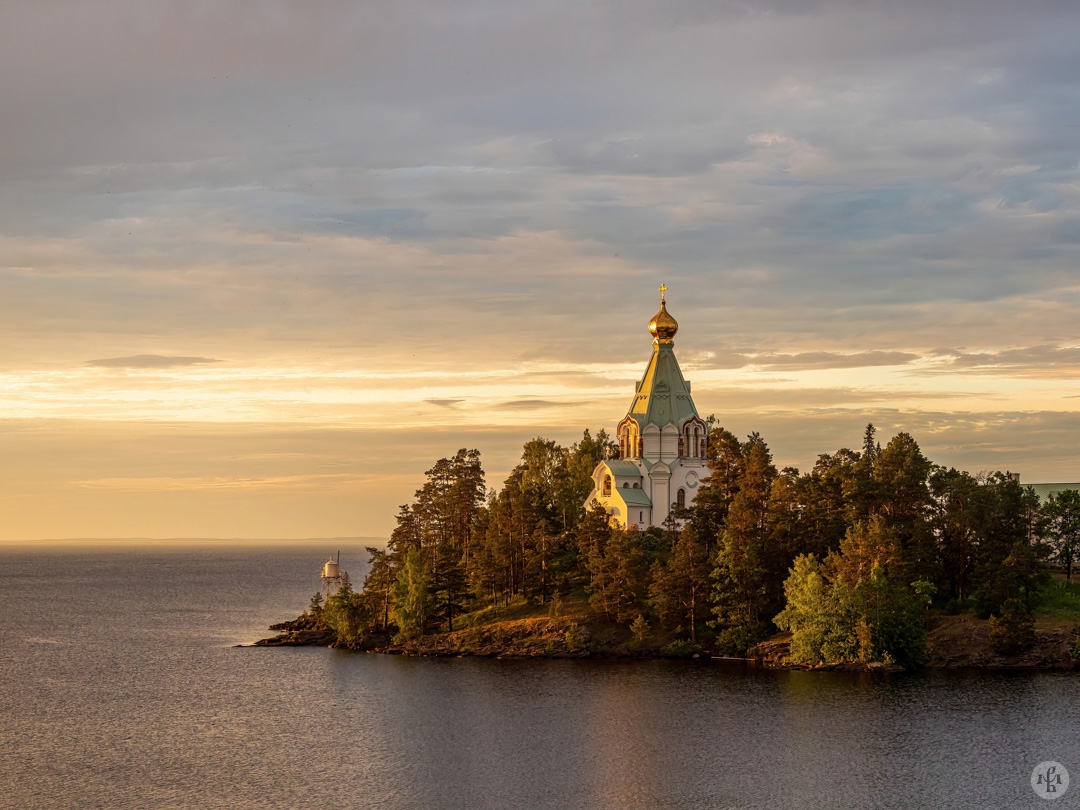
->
[622, 482, 628, 488]
[602, 475, 612, 497]
[676, 488, 686, 507]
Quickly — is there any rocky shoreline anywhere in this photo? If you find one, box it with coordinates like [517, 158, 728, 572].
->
[249, 612, 1079, 670]
[746, 615, 1079, 671]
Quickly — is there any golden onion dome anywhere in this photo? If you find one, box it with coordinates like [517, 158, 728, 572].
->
[648, 285, 678, 344]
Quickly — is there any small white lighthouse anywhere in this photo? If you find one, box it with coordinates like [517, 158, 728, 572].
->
[320, 552, 345, 599]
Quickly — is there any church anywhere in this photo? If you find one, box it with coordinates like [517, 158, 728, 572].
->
[586, 286, 709, 529]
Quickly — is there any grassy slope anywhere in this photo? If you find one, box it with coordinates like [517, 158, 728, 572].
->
[1037, 577, 1080, 623]
[392, 588, 697, 658]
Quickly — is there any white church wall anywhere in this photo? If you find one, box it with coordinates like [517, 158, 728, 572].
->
[660, 424, 679, 461]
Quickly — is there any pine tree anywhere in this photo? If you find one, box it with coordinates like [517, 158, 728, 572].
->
[710, 436, 776, 654]
[1046, 489, 1080, 581]
[586, 525, 646, 623]
[391, 547, 433, 641]
[649, 526, 711, 642]
[362, 546, 394, 630]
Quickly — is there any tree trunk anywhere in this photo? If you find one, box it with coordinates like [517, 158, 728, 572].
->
[689, 588, 697, 643]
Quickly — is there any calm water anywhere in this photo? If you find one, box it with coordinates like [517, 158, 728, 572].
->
[1, 545, 1078, 810]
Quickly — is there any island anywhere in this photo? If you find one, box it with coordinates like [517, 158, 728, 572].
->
[255, 424, 1080, 671]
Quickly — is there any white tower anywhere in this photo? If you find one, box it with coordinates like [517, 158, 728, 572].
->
[320, 552, 345, 599]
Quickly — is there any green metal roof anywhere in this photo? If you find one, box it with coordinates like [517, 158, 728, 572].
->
[1029, 483, 1080, 504]
[616, 486, 653, 507]
[625, 343, 700, 431]
[605, 460, 643, 477]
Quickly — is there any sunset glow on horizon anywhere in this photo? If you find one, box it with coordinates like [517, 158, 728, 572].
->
[3, 2, 1080, 541]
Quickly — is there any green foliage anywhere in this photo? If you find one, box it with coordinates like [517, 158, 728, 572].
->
[649, 526, 711, 642]
[709, 436, 777, 655]
[323, 583, 372, 645]
[662, 639, 702, 658]
[1038, 579, 1080, 621]
[630, 614, 650, 644]
[391, 548, 433, 642]
[776, 521, 928, 668]
[1047, 489, 1080, 581]
[548, 592, 563, 618]
[342, 422, 1057, 662]
[564, 622, 586, 651]
[972, 542, 1045, 619]
[585, 524, 647, 623]
[775, 555, 860, 664]
[362, 546, 394, 631]
[308, 591, 323, 615]
[431, 538, 467, 631]
[988, 598, 1037, 656]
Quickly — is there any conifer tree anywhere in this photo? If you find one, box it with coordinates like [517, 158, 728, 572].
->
[649, 526, 711, 642]
[1047, 489, 1080, 581]
[391, 547, 433, 641]
[361, 546, 394, 630]
[586, 525, 646, 623]
[710, 436, 776, 653]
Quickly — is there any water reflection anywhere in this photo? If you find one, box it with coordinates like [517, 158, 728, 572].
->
[3, 547, 1079, 810]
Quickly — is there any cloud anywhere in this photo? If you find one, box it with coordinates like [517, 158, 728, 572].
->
[3, 1, 1080, 540]
[495, 399, 584, 410]
[930, 345, 1080, 376]
[86, 355, 221, 369]
[71, 473, 400, 492]
[692, 350, 919, 370]
[754, 351, 920, 370]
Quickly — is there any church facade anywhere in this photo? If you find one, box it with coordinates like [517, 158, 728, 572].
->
[586, 287, 708, 529]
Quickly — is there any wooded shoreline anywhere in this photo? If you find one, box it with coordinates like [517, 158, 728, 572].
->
[250, 608, 1080, 671]
[250, 424, 1080, 671]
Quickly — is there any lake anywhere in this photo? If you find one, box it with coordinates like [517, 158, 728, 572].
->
[1, 544, 1077, 809]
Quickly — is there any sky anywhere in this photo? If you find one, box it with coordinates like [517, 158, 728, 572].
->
[2, 0, 1080, 541]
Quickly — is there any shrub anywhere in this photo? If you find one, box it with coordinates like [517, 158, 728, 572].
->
[630, 614, 650, 644]
[564, 623, 586, 652]
[663, 639, 702, 659]
[549, 593, 563, 618]
[988, 598, 1037, 656]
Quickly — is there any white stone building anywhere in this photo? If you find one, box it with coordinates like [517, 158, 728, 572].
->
[586, 287, 708, 529]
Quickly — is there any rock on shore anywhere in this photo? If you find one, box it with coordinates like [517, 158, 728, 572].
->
[253, 614, 337, 647]
[747, 615, 1079, 671]
[923, 615, 1078, 670]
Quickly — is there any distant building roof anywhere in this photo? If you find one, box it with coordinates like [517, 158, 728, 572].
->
[1029, 483, 1080, 504]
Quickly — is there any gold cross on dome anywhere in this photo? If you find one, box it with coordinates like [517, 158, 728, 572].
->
[659, 283, 668, 302]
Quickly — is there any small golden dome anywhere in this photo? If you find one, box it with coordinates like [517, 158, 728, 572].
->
[648, 286, 678, 344]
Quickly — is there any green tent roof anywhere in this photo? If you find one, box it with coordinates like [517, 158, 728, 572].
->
[625, 343, 700, 431]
